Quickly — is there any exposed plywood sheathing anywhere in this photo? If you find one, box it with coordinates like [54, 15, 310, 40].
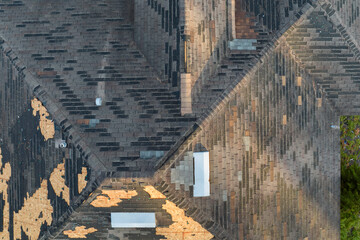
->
[297, 77, 302, 87]
[76, 119, 90, 125]
[13, 180, 53, 240]
[78, 167, 88, 194]
[298, 96, 302, 106]
[317, 98, 322, 107]
[31, 97, 55, 141]
[0, 148, 11, 240]
[157, 200, 214, 240]
[144, 185, 166, 199]
[144, 187, 213, 240]
[63, 226, 97, 238]
[50, 159, 70, 205]
[251, 100, 256, 112]
[181, 73, 192, 115]
[90, 190, 138, 207]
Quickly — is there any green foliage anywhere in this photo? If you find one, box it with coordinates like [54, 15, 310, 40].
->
[341, 116, 360, 164]
[341, 116, 360, 239]
[341, 213, 360, 240]
[341, 163, 360, 239]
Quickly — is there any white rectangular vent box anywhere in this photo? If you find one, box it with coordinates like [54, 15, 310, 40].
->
[193, 151, 210, 197]
[111, 212, 156, 228]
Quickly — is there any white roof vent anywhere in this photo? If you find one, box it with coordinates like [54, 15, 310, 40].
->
[95, 98, 102, 106]
[55, 139, 67, 149]
[59, 141, 67, 148]
[111, 212, 156, 228]
[193, 151, 210, 197]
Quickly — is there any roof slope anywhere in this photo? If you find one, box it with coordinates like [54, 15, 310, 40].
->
[153, 2, 356, 239]
[0, 0, 196, 173]
[0, 0, 354, 239]
[285, 4, 360, 115]
[51, 180, 214, 240]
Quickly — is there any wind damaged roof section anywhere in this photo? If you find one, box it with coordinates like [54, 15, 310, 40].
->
[13, 180, 53, 240]
[54, 182, 216, 239]
[148, 187, 213, 240]
[90, 190, 138, 208]
[63, 226, 97, 238]
[144, 185, 167, 199]
[78, 167, 88, 194]
[0, 148, 11, 240]
[50, 159, 70, 205]
[31, 97, 55, 141]
[145, 185, 212, 239]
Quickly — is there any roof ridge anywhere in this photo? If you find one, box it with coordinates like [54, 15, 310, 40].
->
[0, 38, 110, 240]
[40, 172, 107, 240]
[318, 0, 360, 61]
[155, 2, 316, 170]
[0, 39, 107, 172]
